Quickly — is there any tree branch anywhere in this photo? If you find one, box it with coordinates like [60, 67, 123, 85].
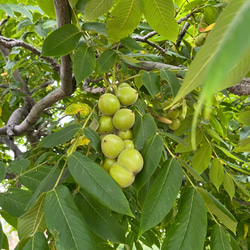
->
[0, 36, 60, 74]
[0, 136, 22, 158]
[227, 78, 250, 96]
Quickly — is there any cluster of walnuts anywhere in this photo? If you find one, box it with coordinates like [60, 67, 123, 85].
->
[97, 83, 143, 188]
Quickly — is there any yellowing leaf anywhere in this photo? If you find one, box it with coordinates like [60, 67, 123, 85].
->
[77, 136, 90, 146]
[65, 103, 91, 116]
[200, 23, 215, 32]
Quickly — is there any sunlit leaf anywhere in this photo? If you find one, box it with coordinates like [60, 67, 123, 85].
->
[172, 0, 250, 106]
[142, 0, 178, 42]
[85, 0, 114, 21]
[238, 110, 250, 126]
[37, 0, 55, 18]
[107, 0, 142, 41]
[233, 137, 250, 153]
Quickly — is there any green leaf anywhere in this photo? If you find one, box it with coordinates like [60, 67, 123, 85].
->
[82, 22, 107, 36]
[192, 142, 212, 174]
[0, 222, 3, 249]
[210, 224, 231, 250]
[37, 0, 56, 18]
[26, 158, 67, 209]
[10, 159, 30, 175]
[134, 134, 164, 191]
[85, 0, 114, 21]
[238, 110, 250, 126]
[214, 144, 248, 163]
[23, 232, 49, 250]
[162, 188, 207, 250]
[44, 185, 96, 249]
[73, 44, 96, 83]
[161, 132, 188, 148]
[172, 0, 250, 106]
[142, 0, 178, 42]
[133, 113, 157, 151]
[141, 71, 160, 98]
[18, 194, 47, 240]
[139, 158, 183, 237]
[0, 161, 6, 182]
[20, 165, 54, 192]
[0, 4, 14, 17]
[39, 123, 81, 148]
[68, 152, 133, 216]
[8, 3, 33, 21]
[96, 49, 117, 74]
[83, 127, 101, 151]
[0, 188, 32, 217]
[121, 37, 144, 51]
[198, 188, 237, 233]
[74, 189, 125, 243]
[209, 158, 224, 191]
[41, 24, 81, 56]
[160, 69, 181, 98]
[223, 173, 235, 200]
[233, 137, 250, 153]
[107, 0, 142, 41]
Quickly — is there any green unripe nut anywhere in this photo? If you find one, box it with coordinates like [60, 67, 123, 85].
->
[118, 83, 131, 89]
[118, 129, 134, 140]
[101, 134, 124, 158]
[97, 116, 114, 134]
[167, 109, 180, 119]
[118, 149, 144, 174]
[195, 33, 207, 47]
[110, 162, 135, 188]
[112, 109, 135, 130]
[169, 119, 181, 130]
[124, 140, 134, 149]
[116, 87, 138, 106]
[101, 158, 116, 172]
[98, 93, 120, 115]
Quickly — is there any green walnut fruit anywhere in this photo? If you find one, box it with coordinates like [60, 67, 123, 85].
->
[97, 116, 114, 134]
[101, 158, 116, 172]
[195, 33, 207, 47]
[112, 109, 135, 130]
[116, 87, 138, 106]
[98, 93, 120, 115]
[169, 118, 181, 130]
[118, 149, 144, 173]
[118, 129, 134, 140]
[109, 162, 135, 188]
[162, 100, 172, 110]
[101, 134, 124, 158]
[166, 109, 180, 119]
[124, 140, 134, 149]
[118, 83, 131, 89]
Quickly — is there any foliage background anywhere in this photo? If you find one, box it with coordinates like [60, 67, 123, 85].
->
[0, 0, 249, 249]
